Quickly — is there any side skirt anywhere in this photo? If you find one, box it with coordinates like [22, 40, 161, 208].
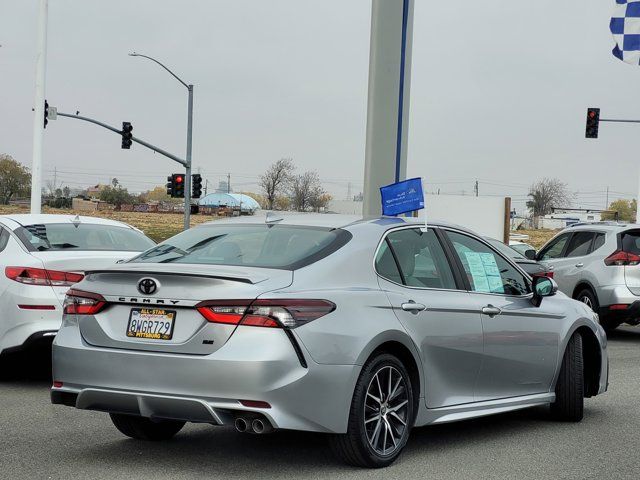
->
[414, 393, 555, 427]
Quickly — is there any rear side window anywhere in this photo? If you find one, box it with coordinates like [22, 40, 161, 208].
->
[592, 233, 606, 252]
[15, 224, 155, 252]
[375, 228, 457, 289]
[130, 224, 352, 270]
[539, 233, 571, 260]
[621, 230, 640, 255]
[565, 232, 595, 258]
[0, 228, 9, 252]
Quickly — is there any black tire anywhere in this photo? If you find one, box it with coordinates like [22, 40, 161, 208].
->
[329, 353, 414, 468]
[550, 333, 584, 422]
[109, 413, 185, 441]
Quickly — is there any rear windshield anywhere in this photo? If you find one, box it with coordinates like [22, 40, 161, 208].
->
[486, 238, 528, 261]
[15, 223, 155, 252]
[621, 230, 640, 255]
[129, 224, 352, 270]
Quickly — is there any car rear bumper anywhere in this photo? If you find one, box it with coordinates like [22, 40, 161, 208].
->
[0, 286, 64, 354]
[597, 285, 640, 323]
[51, 322, 360, 433]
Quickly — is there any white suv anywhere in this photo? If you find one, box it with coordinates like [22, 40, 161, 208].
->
[537, 223, 640, 331]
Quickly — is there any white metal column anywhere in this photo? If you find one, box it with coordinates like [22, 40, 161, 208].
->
[30, 0, 48, 214]
[363, 0, 415, 216]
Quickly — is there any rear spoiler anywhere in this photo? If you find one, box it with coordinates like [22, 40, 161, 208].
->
[84, 270, 255, 285]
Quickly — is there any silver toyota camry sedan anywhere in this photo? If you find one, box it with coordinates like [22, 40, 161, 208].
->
[51, 215, 608, 468]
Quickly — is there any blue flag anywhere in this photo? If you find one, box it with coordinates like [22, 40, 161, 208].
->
[611, 0, 640, 65]
[380, 178, 424, 216]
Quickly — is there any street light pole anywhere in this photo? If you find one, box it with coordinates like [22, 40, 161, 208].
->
[129, 52, 193, 230]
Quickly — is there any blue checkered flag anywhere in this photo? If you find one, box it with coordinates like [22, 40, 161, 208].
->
[611, 1, 640, 64]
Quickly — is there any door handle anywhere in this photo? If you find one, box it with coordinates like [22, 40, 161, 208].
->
[481, 305, 502, 317]
[575, 263, 584, 268]
[401, 302, 427, 313]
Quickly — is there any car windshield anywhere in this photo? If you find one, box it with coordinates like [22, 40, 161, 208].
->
[15, 223, 155, 252]
[486, 238, 528, 261]
[129, 224, 352, 270]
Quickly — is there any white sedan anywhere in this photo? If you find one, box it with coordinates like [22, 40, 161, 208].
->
[0, 214, 155, 355]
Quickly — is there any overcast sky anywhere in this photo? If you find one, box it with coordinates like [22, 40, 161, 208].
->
[1, 0, 640, 213]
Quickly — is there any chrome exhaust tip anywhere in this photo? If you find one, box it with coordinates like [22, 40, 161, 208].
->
[251, 418, 273, 434]
[234, 417, 249, 433]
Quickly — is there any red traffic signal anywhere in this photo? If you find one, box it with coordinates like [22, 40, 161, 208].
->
[175, 175, 184, 183]
[585, 108, 600, 139]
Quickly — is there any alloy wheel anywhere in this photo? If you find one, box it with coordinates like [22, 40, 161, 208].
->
[363, 366, 409, 456]
[580, 295, 593, 310]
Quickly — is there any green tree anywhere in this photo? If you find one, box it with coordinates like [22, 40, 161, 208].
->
[0, 154, 31, 204]
[602, 199, 637, 222]
[99, 185, 138, 208]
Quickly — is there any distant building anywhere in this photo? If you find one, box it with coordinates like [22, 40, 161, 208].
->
[85, 184, 108, 199]
[538, 209, 603, 229]
[198, 193, 260, 214]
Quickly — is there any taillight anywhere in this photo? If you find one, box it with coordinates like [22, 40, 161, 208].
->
[5, 267, 84, 287]
[196, 299, 335, 329]
[63, 289, 107, 315]
[604, 250, 640, 266]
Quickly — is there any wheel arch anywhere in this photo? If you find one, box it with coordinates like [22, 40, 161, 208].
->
[356, 334, 423, 420]
[572, 281, 598, 303]
[559, 324, 602, 399]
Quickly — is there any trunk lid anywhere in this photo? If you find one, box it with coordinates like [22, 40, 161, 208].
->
[75, 263, 293, 355]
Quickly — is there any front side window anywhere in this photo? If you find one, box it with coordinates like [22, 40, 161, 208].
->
[538, 233, 571, 261]
[565, 231, 595, 258]
[15, 224, 155, 252]
[447, 231, 530, 296]
[375, 228, 457, 289]
[130, 224, 351, 270]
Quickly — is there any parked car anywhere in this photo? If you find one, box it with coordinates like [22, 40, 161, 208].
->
[509, 241, 537, 259]
[52, 215, 607, 468]
[485, 237, 552, 278]
[536, 223, 640, 331]
[0, 214, 155, 356]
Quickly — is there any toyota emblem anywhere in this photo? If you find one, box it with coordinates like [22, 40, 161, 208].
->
[138, 278, 158, 295]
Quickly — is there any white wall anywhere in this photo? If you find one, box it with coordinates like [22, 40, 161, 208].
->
[328, 194, 508, 240]
[418, 194, 508, 240]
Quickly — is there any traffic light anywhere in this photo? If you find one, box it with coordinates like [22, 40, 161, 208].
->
[166, 174, 185, 198]
[192, 174, 203, 198]
[174, 173, 185, 198]
[166, 175, 174, 196]
[44, 100, 49, 129]
[121, 122, 133, 149]
[585, 108, 600, 139]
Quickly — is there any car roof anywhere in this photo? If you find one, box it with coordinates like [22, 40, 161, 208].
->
[560, 223, 640, 234]
[198, 213, 476, 233]
[0, 214, 136, 231]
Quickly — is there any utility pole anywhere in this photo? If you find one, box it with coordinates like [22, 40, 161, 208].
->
[474, 180, 479, 197]
[204, 179, 209, 196]
[227, 173, 231, 194]
[30, 0, 48, 214]
[606, 186, 609, 210]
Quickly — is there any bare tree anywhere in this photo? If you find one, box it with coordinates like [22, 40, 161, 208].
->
[290, 171, 325, 212]
[259, 158, 294, 210]
[527, 178, 571, 217]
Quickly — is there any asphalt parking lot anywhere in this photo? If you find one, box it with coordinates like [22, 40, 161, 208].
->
[1, 328, 639, 480]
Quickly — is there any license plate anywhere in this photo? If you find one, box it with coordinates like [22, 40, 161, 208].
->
[126, 308, 176, 340]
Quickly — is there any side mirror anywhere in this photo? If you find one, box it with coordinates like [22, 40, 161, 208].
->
[524, 249, 536, 260]
[531, 276, 558, 307]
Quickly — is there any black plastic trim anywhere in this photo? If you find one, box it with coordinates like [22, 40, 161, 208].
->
[51, 390, 78, 407]
[283, 329, 308, 368]
[0, 330, 56, 356]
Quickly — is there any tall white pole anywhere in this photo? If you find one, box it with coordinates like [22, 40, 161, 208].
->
[30, 0, 48, 214]
[363, 0, 415, 216]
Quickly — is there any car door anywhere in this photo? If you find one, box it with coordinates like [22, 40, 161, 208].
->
[556, 231, 597, 296]
[444, 230, 560, 401]
[537, 232, 572, 294]
[375, 226, 484, 408]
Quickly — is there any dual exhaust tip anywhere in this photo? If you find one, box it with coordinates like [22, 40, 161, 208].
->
[234, 415, 273, 434]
